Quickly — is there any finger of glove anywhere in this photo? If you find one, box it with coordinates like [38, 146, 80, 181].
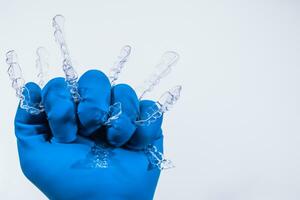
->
[41, 77, 78, 143]
[106, 84, 139, 147]
[126, 100, 163, 150]
[77, 70, 111, 136]
[14, 82, 49, 144]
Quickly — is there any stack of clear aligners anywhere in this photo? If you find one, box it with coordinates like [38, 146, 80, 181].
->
[52, 14, 81, 102]
[36, 47, 49, 87]
[6, 50, 44, 115]
[138, 51, 179, 100]
[109, 45, 131, 86]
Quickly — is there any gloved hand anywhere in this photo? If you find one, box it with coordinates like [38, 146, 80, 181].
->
[14, 69, 164, 200]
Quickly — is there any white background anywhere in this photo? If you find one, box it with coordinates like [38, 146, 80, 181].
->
[1, 0, 300, 199]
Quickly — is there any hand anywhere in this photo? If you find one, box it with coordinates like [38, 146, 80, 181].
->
[15, 69, 164, 200]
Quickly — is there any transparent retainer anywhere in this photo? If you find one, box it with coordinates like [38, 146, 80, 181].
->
[36, 47, 49, 87]
[6, 50, 44, 115]
[135, 85, 182, 126]
[109, 45, 131, 86]
[52, 14, 122, 124]
[137, 51, 179, 100]
[144, 144, 175, 170]
[52, 14, 81, 102]
[136, 85, 182, 170]
[72, 142, 114, 169]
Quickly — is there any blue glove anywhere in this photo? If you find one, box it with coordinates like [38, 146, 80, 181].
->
[15, 69, 164, 200]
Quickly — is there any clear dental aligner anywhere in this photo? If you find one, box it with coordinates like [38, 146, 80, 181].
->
[87, 142, 114, 168]
[51, 16, 121, 169]
[85, 102, 121, 169]
[136, 85, 181, 170]
[52, 14, 81, 102]
[135, 85, 182, 126]
[103, 102, 122, 126]
[52, 14, 122, 124]
[105, 46, 131, 126]
[72, 142, 114, 169]
[6, 50, 44, 115]
[36, 47, 49, 87]
[144, 144, 174, 170]
[52, 14, 123, 168]
[109, 45, 131, 86]
[138, 51, 179, 100]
